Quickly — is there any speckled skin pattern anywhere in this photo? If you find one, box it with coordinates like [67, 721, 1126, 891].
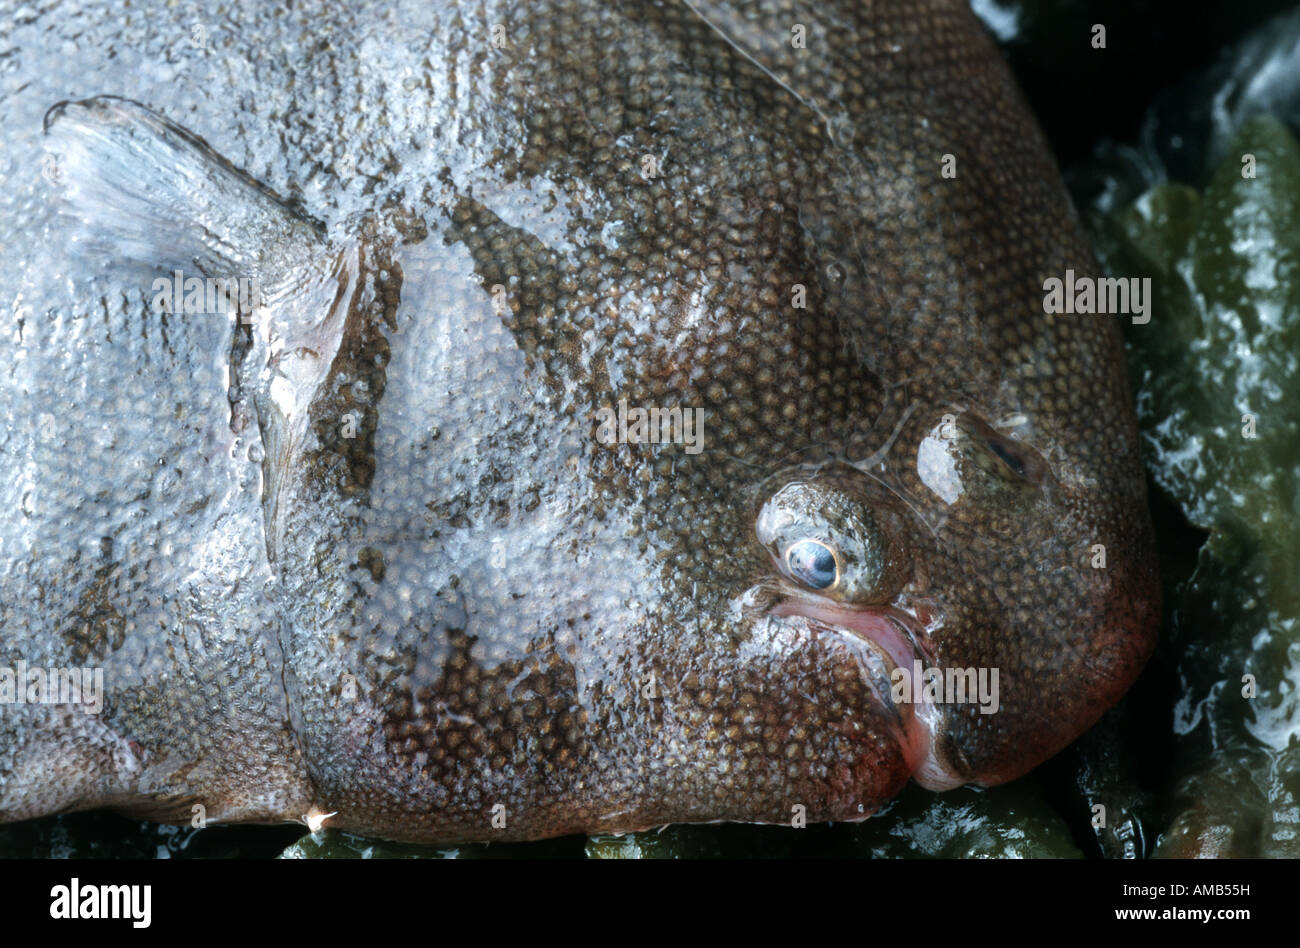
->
[0, 0, 1159, 842]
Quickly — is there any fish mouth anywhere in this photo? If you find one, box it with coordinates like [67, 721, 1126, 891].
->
[772, 598, 921, 673]
[768, 594, 963, 792]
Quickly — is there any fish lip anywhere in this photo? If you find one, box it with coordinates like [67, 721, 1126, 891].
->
[763, 597, 913, 724]
[764, 591, 941, 784]
[768, 595, 922, 675]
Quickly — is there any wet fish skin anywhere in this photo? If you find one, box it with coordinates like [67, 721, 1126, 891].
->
[1, 0, 1158, 842]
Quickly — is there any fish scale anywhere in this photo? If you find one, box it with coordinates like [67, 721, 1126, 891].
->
[0, 0, 1158, 843]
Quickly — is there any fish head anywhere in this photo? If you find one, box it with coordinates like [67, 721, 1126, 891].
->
[739, 397, 1160, 800]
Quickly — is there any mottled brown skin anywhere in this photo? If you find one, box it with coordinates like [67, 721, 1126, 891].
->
[0, 0, 1158, 842]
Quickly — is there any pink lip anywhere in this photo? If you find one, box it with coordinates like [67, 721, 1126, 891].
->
[770, 598, 919, 673]
[770, 594, 959, 789]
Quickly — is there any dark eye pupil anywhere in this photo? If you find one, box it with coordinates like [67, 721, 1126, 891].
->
[786, 540, 837, 590]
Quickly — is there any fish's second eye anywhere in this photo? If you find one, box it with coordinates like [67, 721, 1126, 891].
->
[986, 438, 1027, 478]
[784, 539, 838, 590]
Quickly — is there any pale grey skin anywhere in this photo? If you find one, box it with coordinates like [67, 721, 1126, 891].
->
[0, 0, 1158, 843]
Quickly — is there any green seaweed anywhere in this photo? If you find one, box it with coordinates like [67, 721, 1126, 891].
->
[581, 782, 1083, 859]
[1097, 116, 1300, 857]
[843, 782, 1083, 859]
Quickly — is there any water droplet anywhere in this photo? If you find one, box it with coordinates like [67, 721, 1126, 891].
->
[248, 442, 265, 463]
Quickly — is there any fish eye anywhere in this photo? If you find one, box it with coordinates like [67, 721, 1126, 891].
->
[784, 539, 839, 590]
[918, 413, 1048, 510]
[980, 429, 1045, 484]
[756, 473, 910, 605]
